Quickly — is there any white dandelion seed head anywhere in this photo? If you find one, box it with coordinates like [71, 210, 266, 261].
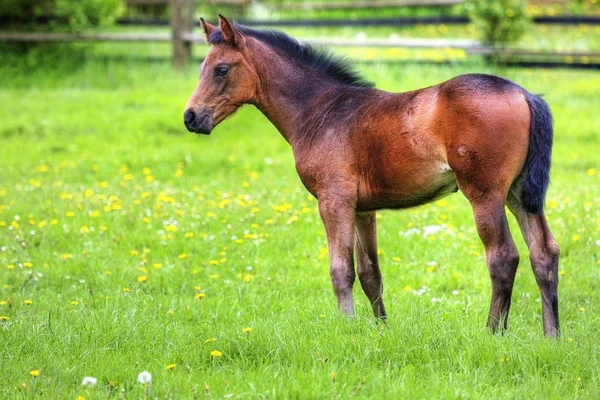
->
[82, 376, 97, 386]
[356, 32, 367, 42]
[138, 371, 152, 384]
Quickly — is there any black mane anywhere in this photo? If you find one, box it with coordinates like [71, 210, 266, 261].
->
[208, 24, 374, 88]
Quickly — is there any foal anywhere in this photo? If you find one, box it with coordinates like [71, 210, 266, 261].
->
[184, 16, 560, 337]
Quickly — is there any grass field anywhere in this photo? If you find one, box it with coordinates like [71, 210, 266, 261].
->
[0, 51, 599, 399]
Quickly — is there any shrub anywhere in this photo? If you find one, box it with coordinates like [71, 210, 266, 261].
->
[0, 0, 125, 31]
[464, 0, 530, 62]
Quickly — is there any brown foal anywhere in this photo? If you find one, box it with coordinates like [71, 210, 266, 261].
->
[184, 15, 560, 337]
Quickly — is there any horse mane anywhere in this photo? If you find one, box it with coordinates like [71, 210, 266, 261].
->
[207, 25, 374, 88]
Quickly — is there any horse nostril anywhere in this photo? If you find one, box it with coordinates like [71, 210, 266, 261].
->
[184, 109, 196, 125]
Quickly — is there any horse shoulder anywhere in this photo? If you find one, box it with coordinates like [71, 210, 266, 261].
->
[293, 130, 358, 199]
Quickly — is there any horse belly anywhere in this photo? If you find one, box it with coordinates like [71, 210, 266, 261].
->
[356, 162, 458, 211]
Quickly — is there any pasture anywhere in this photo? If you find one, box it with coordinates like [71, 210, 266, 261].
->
[0, 54, 599, 398]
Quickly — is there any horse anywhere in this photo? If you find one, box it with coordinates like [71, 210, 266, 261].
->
[183, 15, 560, 337]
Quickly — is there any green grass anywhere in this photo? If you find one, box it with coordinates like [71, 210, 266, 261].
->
[0, 53, 599, 399]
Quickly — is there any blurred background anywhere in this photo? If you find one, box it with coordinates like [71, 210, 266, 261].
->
[1, 0, 599, 68]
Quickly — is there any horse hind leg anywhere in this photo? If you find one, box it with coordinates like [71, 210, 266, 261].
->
[355, 212, 386, 319]
[468, 194, 520, 333]
[507, 190, 560, 338]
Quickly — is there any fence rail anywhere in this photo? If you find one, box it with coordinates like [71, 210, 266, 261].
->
[2, 0, 599, 69]
[2, 30, 599, 58]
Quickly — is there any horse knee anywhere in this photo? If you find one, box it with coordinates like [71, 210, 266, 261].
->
[358, 269, 382, 296]
[330, 262, 355, 293]
[488, 247, 520, 292]
[358, 265, 381, 283]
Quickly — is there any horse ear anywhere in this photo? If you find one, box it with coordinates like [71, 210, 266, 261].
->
[200, 18, 216, 43]
[218, 14, 245, 47]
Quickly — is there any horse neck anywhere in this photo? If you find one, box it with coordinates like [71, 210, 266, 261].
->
[250, 49, 354, 145]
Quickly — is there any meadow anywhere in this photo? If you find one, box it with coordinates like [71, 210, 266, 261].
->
[0, 48, 599, 398]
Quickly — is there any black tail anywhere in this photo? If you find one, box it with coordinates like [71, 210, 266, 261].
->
[521, 92, 554, 214]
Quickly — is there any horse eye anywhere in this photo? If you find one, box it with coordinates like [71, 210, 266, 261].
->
[215, 66, 229, 77]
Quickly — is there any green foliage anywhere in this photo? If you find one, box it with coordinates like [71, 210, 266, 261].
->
[464, 0, 530, 61]
[55, 0, 125, 30]
[0, 0, 125, 31]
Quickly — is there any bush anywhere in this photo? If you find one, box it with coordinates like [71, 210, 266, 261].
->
[464, 0, 530, 62]
[0, 0, 125, 31]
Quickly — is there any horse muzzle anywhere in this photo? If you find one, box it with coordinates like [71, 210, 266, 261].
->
[184, 108, 213, 135]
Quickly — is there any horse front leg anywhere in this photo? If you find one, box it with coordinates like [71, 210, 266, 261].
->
[318, 192, 357, 316]
[355, 211, 386, 319]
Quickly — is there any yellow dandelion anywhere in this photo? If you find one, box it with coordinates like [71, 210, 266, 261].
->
[587, 168, 596, 176]
[210, 350, 222, 357]
[23, 262, 33, 268]
[24, 300, 32, 305]
[559, 270, 566, 276]
[123, 287, 131, 293]
[580, 307, 585, 312]
[0, 316, 9, 321]
[30, 370, 40, 377]
[572, 234, 580, 242]
[426, 266, 436, 273]
[404, 285, 412, 292]
[166, 364, 176, 370]
[179, 253, 187, 260]
[243, 327, 252, 334]
[196, 293, 206, 300]
[70, 300, 79, 305]
[166, 224, 177, 232]
[138, 275, 148, 283]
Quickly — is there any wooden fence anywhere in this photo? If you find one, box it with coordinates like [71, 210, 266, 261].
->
[1, 0, 598, 69]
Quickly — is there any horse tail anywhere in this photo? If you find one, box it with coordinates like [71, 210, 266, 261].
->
[521, 92, 554, 214]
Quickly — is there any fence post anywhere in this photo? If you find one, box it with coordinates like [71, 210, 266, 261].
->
[171, 0, 194, 69]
